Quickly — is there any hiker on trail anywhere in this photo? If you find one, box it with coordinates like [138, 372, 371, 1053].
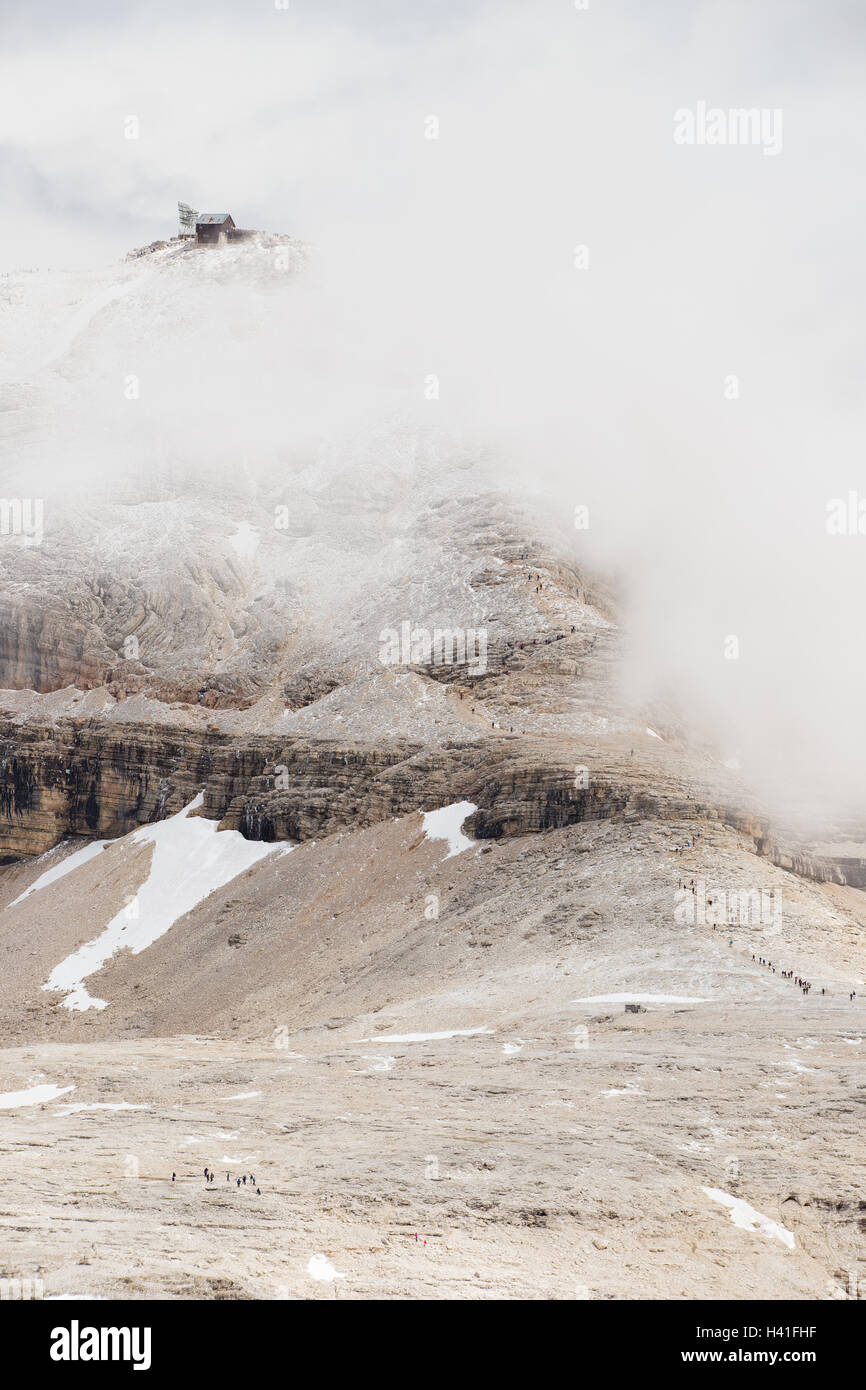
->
[250, 1175, 255, 1185]
[243, 1176, 247, 1185]
[172, 1173, 176, 1183]
[257, 1188, 261, 1195]
[237, 1178, 241, 1187]
[226, 1172, 230, 1181]
[204, 1168, 209, 1178]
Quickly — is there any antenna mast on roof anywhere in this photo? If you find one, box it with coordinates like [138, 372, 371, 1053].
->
[178, 202, 199, 238]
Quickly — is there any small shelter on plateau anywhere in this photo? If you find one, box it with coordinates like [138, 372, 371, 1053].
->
[195, 213, 236, 245]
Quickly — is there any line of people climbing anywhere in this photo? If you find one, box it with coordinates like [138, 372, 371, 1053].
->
[753, 957, 817, 995]
[676, 871, 857, 1000]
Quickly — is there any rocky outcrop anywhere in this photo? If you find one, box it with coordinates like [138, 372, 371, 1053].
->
[0, 597, 112, 693]
[0, 716, 768, 862]
[763, 839, 866, 890]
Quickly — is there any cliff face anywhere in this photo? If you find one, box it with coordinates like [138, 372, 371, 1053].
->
[763, 841, 866, 890]
[6, 712, 864, 891]
[0, 240, 858, 890]
[0, 597, 111, 694]
[0, 721, 214, 858]
[0, 715, 768, 863]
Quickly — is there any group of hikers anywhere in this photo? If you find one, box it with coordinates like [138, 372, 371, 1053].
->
[675, 851, 859, 1000]
[753, 956, 818, 995]
[170, 1166, 262, 1194]
[213, 1166, 261, 1193]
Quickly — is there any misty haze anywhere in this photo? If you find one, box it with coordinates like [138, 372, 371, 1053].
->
[0, 0, 863, 1328]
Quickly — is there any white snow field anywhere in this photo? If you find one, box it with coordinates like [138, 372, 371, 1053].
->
[421, 802, 477, 858]
[701, 1188, 796, 1250]
[42, 796, 278, 1011]
[307, 1254, 346, 1282]
[11, 839, 112, 906]
[359, 1027, 494, 1043]
[56, 1101, 149, 1114]
[228, 521, 260, 562]
[574, 994, 708, 1005]
[0, 1083, 74, 1108]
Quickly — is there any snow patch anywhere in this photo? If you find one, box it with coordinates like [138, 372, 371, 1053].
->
[701, 1188, 795, 1249]
[360, 1054, 397, 1072]
[0, 1083, 74, 1109]
[42, 796, 278, 1011]
[308, 1253, 346, 1282]
[56, 1101, 149, 1114]
[228, 522, 260, 562]
[44, 1294, 108, 1301]
[359, 1027, 494, 1043]
[11, 839, 112, 906]
[574, 993, 707, 1005]
[421, 801, 477, 858]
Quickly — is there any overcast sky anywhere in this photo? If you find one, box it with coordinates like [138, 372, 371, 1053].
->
[2, 0, 862, 270]
[2, 0, 865, 820]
